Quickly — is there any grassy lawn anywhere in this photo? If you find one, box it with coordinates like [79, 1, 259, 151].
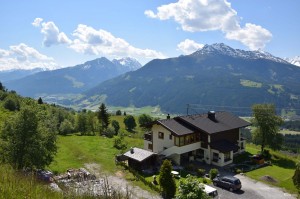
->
[48, 134, 144, 174]
[244, 143, 299, 194]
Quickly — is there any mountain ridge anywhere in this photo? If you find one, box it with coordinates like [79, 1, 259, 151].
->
[4, 57, 141, 97]
[82, 43, 300, 115]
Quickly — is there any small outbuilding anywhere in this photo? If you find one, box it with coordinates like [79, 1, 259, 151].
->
[123, 147, 157, 172]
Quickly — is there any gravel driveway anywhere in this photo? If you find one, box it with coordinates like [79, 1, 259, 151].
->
[212, 174, 296, 199]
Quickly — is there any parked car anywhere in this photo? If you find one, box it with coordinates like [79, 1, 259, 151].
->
[212, 175, 241, 192]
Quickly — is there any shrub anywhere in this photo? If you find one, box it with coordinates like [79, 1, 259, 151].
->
[209, 168, 219, 180]
[197, 168, 206, 177]
[262, 149, 272, 160]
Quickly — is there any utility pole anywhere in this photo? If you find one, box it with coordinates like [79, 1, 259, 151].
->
[187, 104, 189, 115]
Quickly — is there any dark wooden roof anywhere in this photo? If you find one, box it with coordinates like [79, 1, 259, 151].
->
[157, 118, 195, 136]
[156, 112, 250, 136]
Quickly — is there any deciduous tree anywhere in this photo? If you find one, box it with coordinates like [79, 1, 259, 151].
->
[123, 115, 136, 131]
[252, 104, 283, 152]
[293, 161, 300, 195]
[138, 114, 153, 128]
[176, 175, 209, 199]
[0, 107, 57, 170]
[111, 120, 120, 134]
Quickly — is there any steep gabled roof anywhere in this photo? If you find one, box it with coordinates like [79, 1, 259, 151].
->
[157, 118, 195, 136]
[156, 112, 250, 136]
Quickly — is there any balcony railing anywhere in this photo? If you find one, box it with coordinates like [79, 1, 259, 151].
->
[144, 132, 152, 142]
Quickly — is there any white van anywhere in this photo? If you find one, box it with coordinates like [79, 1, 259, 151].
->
[201, 184, 219, 198]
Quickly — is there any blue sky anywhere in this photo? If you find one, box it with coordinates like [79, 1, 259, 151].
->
[0, 0, 299, 70]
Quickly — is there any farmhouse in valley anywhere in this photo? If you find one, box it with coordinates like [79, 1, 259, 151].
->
[144, 111, 250, 167]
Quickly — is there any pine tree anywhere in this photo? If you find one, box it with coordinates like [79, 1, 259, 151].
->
[97, 103, 110, 132]
[159, 159, 176, 199]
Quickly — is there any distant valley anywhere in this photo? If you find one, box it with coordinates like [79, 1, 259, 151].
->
[2, 43, 300, 116]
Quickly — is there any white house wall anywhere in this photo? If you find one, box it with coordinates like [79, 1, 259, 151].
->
[151, 124, 174, 153]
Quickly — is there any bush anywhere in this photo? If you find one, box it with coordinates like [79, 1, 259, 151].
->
[102, 127, 115, 138]
[262, 149, 272, 160]
[202, 178, 208, 184]
[209, 168, 219, 180]
[197, 168, 206, 177]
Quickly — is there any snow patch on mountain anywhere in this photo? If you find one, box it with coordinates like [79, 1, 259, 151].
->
[112, 57, 142, 71]
[192, 43, 289, 64]
[285, 56, 300, 66]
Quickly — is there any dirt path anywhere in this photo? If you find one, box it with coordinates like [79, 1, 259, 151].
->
[84, 163, 162, 199]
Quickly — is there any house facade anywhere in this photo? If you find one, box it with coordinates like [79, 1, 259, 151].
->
[144, 111, 250, 167]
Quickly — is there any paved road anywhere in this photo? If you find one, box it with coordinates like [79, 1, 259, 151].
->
[212, 174, 296, 199]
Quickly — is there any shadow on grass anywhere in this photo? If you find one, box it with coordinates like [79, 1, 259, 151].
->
[233, 152, 253, 164]
[271, 155, 296, 169]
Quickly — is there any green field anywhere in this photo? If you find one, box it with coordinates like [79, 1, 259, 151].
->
[48, 134, 144, 174]
[245, 144, 299, 194]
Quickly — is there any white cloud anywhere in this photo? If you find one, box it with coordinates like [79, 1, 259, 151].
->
[32, 17, 43, 27]
[225, 23, 272, 50]
[177, 39, 204, 54]
[145, 0, 272, 50]
[69, 24, 165, 59]
[0, 43, 58, 71]
[32, 18, 72, 47]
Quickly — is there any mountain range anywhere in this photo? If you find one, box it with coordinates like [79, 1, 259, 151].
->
[82, 43, 300, 114]
[4, 57, 141, 97]
[2, 43, 300, 115]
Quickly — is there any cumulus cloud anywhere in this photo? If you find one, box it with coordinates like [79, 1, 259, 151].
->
[145, 0, 272, 50]
[32, 18, 72, 47]
[177, 39, 204, 54]
[225, 23, 272, 50]
[32, 17, 43, 27]
[0, 43, 58, 71]
[69, 24, 165, 59]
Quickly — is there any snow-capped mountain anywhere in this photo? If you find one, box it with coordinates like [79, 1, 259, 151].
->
[192, 43, 289, 64]
[285, 56, 300, 67]
[112, 57, 142, 71]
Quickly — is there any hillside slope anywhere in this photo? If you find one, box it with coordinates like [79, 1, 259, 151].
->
[84, 44, 300, 114]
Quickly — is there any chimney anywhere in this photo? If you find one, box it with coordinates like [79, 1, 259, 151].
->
[208, 111, 216, 121]
[167, 114, 170, 119]
[130, 147, 134, 154]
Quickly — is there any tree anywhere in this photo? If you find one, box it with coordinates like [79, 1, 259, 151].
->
[76, 112, 87, 135]
[293, 161, 300, 195]
[3, 94, 20, 111]
[59, 119, 74, 135]
[123, 115, 137, 131]
[111, 120, 120, 135]
[116, 110, 122, 116]
[138, 114, 153, 128]
[37, 97, 43, 104]
[252, 104, 284, 152]
[0, 82, 5, 91]
[159, 159, 176, 199]
[97, 103, 110, 132]
[0, 107, 57, 170]
[176, 175, 209, 199]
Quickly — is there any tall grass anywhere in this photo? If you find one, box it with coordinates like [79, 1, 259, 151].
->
[0, 164, 63, 199]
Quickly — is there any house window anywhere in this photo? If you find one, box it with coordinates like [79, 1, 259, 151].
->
[224, 152, 231, 162]
[148, 143, 153, 150]
[175, 137, 180, 146]
[179, 137, 184, 146]
[158, 132, 164, 139]
[213, 152, 219, 162]
[240, 142, 244, 150]
[169, 134, 172, 140]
